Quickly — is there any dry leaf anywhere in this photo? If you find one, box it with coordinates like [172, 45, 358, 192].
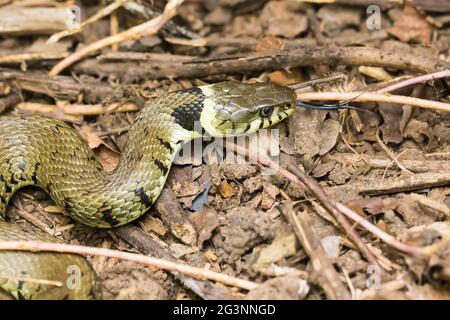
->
[189, 205, 220, 248]
[78, 124, 120, 171]
[388, 3, 433, 44]
[219, 180, 236, 198]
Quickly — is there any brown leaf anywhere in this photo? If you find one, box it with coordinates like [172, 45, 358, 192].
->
[379, 103, 404, 144]
[219, 180, 236, 198]
[189, 205, 220, 248]
[260, 1, 308, 39]
[289, 109, 341, 160]
[78, 124, 120, 171]
[94, 145, 120, 172]
[252, 36, 285, 52]
[388, 3, 433, 44]
[267, 69, 305, 86]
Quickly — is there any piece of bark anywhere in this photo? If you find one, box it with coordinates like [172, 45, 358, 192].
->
[154, 187, 198, 246]
[330, 153, 450, 173]
[327, 172, 450, 198]
[0, 68, 113, 104]
[0, 6, 77, 35]
[0, 92, 20, 114]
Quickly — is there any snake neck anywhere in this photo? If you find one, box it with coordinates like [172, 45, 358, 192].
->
[94, 91, 204, 227]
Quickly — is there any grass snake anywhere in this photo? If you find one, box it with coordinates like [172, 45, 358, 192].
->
[0, 81, 296, 299]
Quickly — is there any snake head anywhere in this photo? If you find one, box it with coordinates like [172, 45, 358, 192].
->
[199, 81, 296, 137]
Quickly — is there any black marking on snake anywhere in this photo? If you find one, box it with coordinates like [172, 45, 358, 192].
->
[89, 288, 97, 299]
[154, 159, 168, 176]
[135, 187, 152, 207]
[157, 137, 173, 153]
[243, 123, 251, 133]
[101, 209, 119, 226]
[0, 174, 10, 193]
[144, 127, 149, 136]
[268, 118, 273, 126]
[4, 185, 12, 193]
[171, 87, 205, 132]
[31, 163, 40, 184]
[17, 290, 25, 300]
[53, 123, 66, 133]
[2, 175, 12, 193]
[259, 121, 265, 129]
[216, 119, 228, 129]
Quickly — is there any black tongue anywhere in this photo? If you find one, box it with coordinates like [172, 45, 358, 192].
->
[296, 101, 374, 113]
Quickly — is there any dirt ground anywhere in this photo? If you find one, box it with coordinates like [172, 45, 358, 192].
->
[0, 0, 449, 300]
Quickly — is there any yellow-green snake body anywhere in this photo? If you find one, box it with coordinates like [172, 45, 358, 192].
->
[0, 81, 296, 299]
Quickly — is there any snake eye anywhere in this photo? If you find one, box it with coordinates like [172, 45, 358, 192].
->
[259, 106, 274, 117]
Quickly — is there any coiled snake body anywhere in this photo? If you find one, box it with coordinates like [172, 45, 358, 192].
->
[0, 81, 296, 299]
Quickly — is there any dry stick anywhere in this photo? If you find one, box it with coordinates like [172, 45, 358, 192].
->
[281, 204, 351, 300]
[0, 6, 75, 35]
[297, 92, 450, 113]
[115, 225, 232, 300]
[0, 240, 257, 291]
[73, 46, 450, 80]
[377, 69, 450, 94]
[226, 142, 428, 258]
[375, 127, 413, 175]
[0, 52, 69, 64]
[285, 165, 382, 269]
[225, 142, 380, 269]
[287, 165, 428, 259]
[48, 0, 184, 76]
[0, 67, 114, 104]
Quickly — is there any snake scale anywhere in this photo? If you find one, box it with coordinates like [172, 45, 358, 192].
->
[0, 81, 296, 299]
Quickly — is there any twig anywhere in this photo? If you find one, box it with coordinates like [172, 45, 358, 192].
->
[331, 153, 450, 173]
[285, 164, 382, 268]
[327, 172, 450, 196]
[0, 52, 69, 64]
[0, 240, 258, 291]
[115, 225, 232, 299]
[73, 46, 450, 80]
[281, 204, 351, 300]
[0, 67, 113, 104]
[377, 69, 450, 94]
[49, 0, 185, 76]
[288, 73, 347, 90]
[296, 91, 450, 112]
[225, 142, 381, 268]
[47, 0, 130, 44]
[375, 127, 413, 175]
[16, 101, 140, 116]
[226, 142, 428, 258]
[0, 6, 76, 35]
